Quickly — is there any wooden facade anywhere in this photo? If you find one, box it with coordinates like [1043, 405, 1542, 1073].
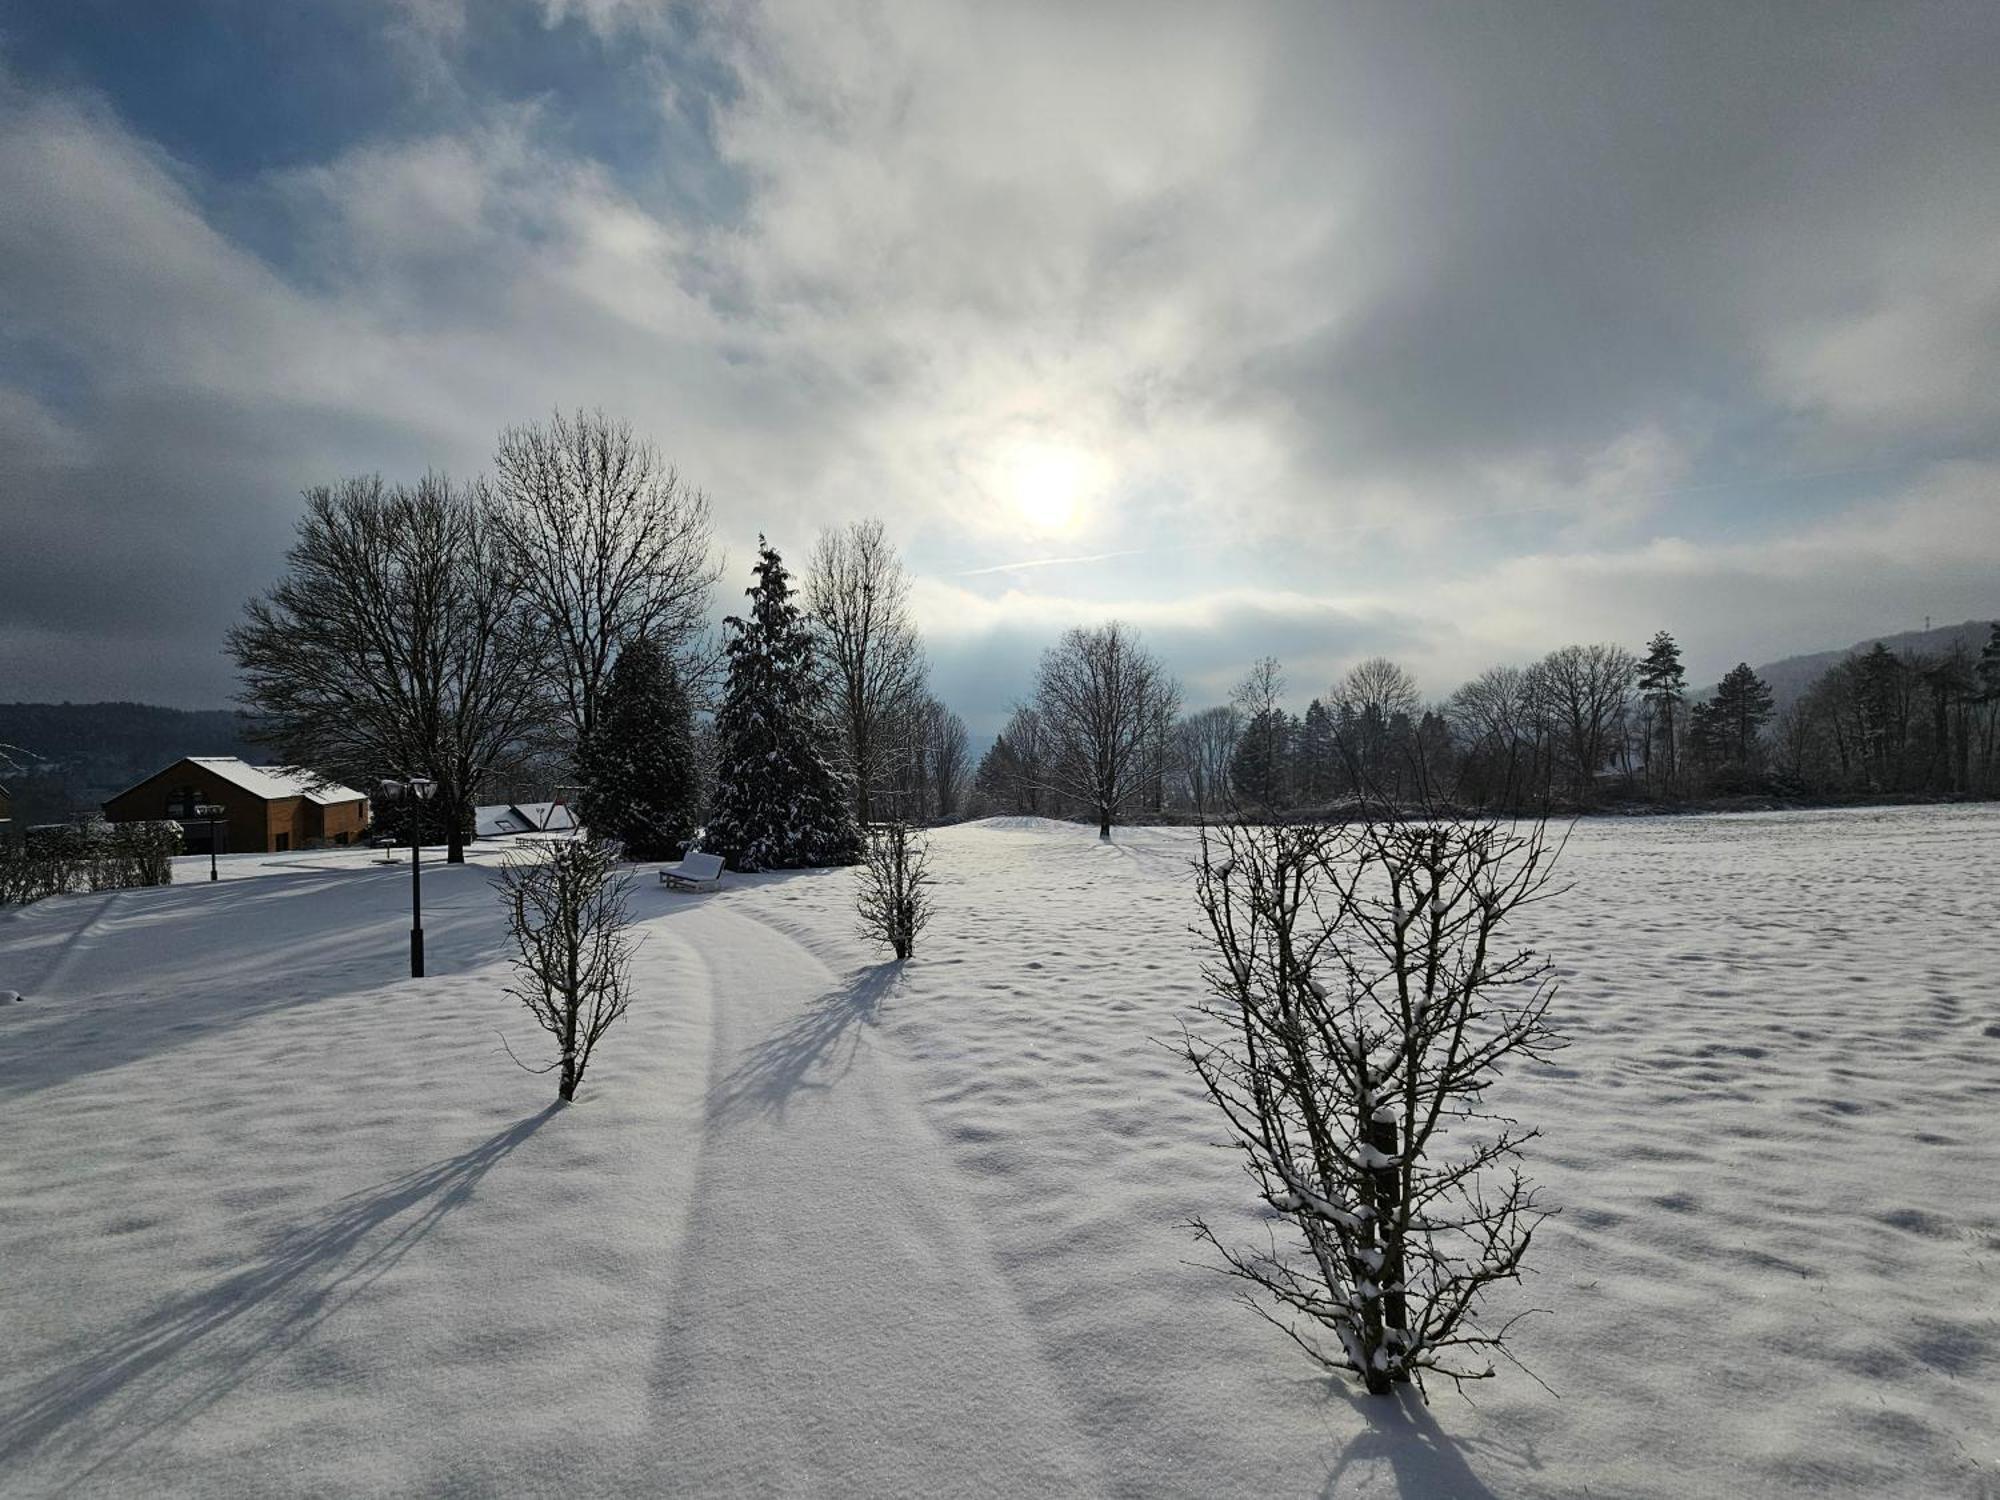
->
[102, 758, 369, 855]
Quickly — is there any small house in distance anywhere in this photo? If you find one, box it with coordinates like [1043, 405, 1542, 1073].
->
[103, 757, 370, 855]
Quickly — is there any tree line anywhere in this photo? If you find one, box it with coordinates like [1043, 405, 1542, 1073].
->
[228, 413, 1997, 847]
[974, 622, 2000, 821]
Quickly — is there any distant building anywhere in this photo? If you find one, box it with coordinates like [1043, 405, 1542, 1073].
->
[102, 757, 370, 855]
[474, 801, 578, 838]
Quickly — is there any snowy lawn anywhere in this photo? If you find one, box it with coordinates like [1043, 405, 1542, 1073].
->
[2, 808, 1997, 1498]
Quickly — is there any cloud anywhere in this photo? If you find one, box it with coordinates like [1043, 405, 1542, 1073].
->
[1, 2, 1996, 717]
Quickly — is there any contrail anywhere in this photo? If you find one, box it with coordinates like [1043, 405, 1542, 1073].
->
[957, 547, 1151, 578]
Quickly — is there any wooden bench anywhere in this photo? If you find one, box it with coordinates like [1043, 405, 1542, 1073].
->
[659, 851, 725, 891]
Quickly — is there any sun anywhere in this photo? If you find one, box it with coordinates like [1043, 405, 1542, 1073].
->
[1006, 441, 1092, 534]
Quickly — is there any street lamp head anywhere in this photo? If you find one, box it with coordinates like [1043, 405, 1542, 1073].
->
[378, 778, 406, 800]
[196, 803, 226, 817]
[408, 776, 438, 801]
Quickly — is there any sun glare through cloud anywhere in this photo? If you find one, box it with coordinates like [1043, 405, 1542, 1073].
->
[1001, 439, 1100, 535]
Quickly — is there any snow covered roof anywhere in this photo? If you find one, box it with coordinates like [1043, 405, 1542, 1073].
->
[475, 802, 578, 837]
[476, 804, 536, 837]
[180, 757, 368, 806]
[511, 801, 576, 832]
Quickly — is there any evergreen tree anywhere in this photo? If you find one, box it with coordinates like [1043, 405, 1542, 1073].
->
[1979, 622, 2000, 701]
[704, 540, 861, 871]
[576, 635, 698, 861]
[1712, 662, 1776, 763]
[1685, 698, 1722, 773]
[1229, 707, 1291, 809]
[1637, 630, 1687, 792]
[1296, 699, 1338, 805]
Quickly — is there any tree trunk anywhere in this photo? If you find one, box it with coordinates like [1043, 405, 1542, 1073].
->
[559, 994, 580, 1101]
[1370, 1114, 1411, 1385]
[444, 781, 467, 864]
[1098, 808, 1111, 840]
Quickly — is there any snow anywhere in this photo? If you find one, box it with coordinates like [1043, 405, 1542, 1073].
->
[3, 805, 1999, 1496]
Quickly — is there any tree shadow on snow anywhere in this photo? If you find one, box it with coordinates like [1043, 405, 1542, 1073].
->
[704, 963, 900, 1124]
[1317, 1385, 1504, 1500]
[0, 865, 511, 1103]
[0, 1105, 556, 1483]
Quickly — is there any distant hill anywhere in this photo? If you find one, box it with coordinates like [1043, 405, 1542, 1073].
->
[0, 701, 259, 824]
[1734, 618, 1998, 712]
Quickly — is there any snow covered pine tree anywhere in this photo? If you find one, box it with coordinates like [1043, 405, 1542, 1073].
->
[576, 634, 699, 861]
[703, 539, 862, 871]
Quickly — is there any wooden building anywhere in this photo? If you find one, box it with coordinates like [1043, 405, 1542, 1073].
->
[103, 757, 370, 855]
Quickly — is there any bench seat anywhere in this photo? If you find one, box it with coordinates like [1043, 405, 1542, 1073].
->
[659, 851, 726, 891]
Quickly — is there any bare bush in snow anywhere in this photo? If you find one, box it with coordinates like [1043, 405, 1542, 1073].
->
[496, 839, 637, 1102]
[857, 821, 933, 960]
[1185, 814, 1566, 1395]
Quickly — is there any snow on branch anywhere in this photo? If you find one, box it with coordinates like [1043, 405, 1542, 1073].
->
[1184, 813, 1566, 1396]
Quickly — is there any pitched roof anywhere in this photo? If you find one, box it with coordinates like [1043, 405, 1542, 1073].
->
[474, 802, 577, 836]
[183, 757, 369, 806]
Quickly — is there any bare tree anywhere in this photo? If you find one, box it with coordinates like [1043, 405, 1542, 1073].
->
[1235, 656, 1286, 721]
[1336, 657, 1421, 721]
[496, 839, 637, 1103]
[230, 474, 552, 862]
[1034, 621, 1180, 839]
[1537, 643, 1638, 798]
[856, 820, 934, 960]
[805, 519, 928, 824]
[1185, 814, 1566, 1395]
[924, 699, 971, 821]
[1448, 665, 1544, 807]
[974, 705, 1050, 815]
[1330, 656, 1423, 799]
[1175, 705, 1241, 812]
[489, 409, 719, 751]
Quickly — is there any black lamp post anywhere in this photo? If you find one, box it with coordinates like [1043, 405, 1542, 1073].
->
[195, 802, 227, 881]
[379, 776, 438, 978]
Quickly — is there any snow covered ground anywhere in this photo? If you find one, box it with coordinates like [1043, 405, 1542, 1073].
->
[2, 806, 1997, 1498]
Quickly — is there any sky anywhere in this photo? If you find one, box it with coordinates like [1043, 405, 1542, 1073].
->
[3, 0, 1998, 734]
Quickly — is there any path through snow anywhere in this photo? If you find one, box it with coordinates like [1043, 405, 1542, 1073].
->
[4, 809, 1999, 1497]
[640, 900, 1103, 1495]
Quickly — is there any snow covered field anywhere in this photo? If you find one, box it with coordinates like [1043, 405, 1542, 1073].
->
[3, 807, 1997, 1498]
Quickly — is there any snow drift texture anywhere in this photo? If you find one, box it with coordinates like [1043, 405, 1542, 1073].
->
[1, 807, 1997, 1497]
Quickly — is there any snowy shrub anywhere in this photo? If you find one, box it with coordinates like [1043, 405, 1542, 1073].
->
[2, 820, 179, 904]
[106, 820, 181, 888]
[0, 841, 59, 906]
[1185, 815, 1566, 1395]
[495, 839, 638, 1103]
[857, 821, 933, 960]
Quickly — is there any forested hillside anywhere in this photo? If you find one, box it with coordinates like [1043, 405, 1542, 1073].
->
[1748, 619, 1995, 714]
[0, 701, 256, 826]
